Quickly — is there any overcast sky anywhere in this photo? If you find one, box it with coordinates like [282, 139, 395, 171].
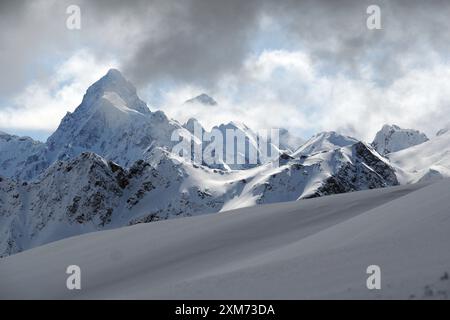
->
[1, 0, 450, 141]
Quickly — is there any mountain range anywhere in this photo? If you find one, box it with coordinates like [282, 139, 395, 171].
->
[1, 69, 449, 258]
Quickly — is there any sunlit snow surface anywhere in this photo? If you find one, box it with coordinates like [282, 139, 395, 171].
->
[390, 131, 450, 184]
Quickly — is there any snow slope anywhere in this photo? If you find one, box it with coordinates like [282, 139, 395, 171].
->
[389, 130, 450, 183]
[1, 180, 449, 299]
[372, 124, 428, 155]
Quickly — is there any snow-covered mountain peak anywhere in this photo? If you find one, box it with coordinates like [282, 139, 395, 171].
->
[41, 70, 194, 171]
[372, 124, 428, 155]
[292, 131, 358, 157]
[82, 69, 149, 115]
[185, 93, 218, 106]
[90, 69, 132, 93]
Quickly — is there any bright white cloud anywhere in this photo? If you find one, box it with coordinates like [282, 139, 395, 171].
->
[0, 50, 118, 135]
[244, 50, 314, 82]
[2, 48, 450, 144]
[158, 49, 450, 141]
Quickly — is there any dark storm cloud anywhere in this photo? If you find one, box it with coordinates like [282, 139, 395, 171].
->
[0, 0, 36, 96]
[0, 0, 80, 96]
[0, 0, 266, 93]
[268, 0, 450, 83]
[122, 0, 265, 86]
[79, 0, 267, 86]
[2, 0, 450, 94]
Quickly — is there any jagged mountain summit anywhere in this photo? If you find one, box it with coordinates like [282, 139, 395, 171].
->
[0, 70, 303, 180]
[292, 131, 358, 157]
[81, 68, 150, 114]
[0, 70, 199, 180]
[46, 69, 193, 168]
[185, 93, 218, 106]
[371, 124, 428, 156]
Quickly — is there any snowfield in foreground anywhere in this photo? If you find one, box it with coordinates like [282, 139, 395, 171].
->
[1, 180, 450, 299]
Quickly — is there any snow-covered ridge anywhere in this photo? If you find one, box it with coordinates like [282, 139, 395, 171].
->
[389, 129, 450, 184]
[372, 124, 428, 155]
[292, 131, 358, 157]
[0, 139, 399, 257]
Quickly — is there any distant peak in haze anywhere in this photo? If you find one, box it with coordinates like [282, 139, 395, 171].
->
[185, 93, 218, 106]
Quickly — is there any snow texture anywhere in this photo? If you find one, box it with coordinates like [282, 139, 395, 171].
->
[1, 180, 449, 299]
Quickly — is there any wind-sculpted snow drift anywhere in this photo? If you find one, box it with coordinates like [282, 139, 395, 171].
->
[0, 69, 449, 258]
